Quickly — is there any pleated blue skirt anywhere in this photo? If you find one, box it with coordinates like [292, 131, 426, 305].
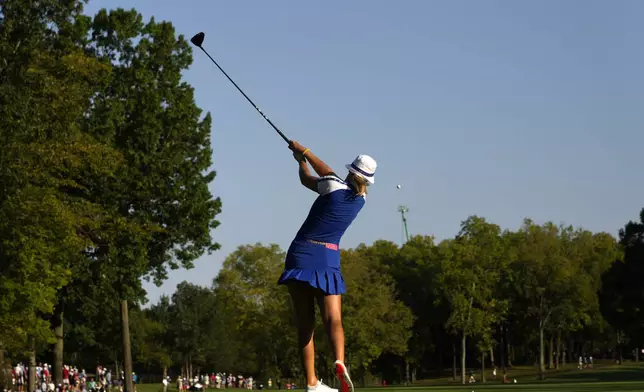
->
[277, 239, 346, 295]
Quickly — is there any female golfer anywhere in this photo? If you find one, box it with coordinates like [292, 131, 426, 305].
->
[278, 140, 377, 392]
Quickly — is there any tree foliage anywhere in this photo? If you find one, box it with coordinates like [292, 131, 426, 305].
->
[340, 245, 413, 378]
[0, 2, 221, 384]
[0, 0, 122, 352]
[114, 213, 621, 385]
[438, 216, 509, 383]
[600, 209, 644, 351]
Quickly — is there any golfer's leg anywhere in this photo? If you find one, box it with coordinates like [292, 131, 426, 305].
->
[316, 294, 344, 363]
[288, 283, 317, 387]
[317, 294, 353, 392]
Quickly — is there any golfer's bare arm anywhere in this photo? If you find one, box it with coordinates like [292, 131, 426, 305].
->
[303, 150, 334, 177]
[298, 160, 318, 192]
[298, 152, 339, 193]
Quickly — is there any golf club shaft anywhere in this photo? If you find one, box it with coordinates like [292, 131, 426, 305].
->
[196, 46, 290, 144]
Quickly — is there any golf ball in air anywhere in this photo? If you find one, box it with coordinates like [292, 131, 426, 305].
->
[396, 185, 402, 189]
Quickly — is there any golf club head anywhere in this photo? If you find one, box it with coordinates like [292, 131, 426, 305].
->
[190, 32, 205, 47]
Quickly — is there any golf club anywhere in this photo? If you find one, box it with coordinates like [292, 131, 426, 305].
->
[190, 32, 290, 144]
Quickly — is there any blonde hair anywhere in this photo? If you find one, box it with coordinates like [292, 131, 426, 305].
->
[352, 174, 368, 196]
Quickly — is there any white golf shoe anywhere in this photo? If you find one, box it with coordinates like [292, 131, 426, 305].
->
[306, 380, 337, 392]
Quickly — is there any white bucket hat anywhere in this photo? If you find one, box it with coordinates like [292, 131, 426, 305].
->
[345, 154, 377, 185]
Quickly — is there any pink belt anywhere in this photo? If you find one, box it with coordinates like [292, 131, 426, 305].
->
[308, 239, 339, 251]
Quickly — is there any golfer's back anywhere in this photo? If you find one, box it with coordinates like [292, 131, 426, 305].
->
[294, 175, 365, 245]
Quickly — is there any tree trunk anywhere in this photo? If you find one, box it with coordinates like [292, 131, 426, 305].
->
[163, 366, 168, 379]
[562, 340, 567, 367]
[53, 306, 64, 385]
[556, 330, 561, 370]
[405, 361, 410, 385]
[481, 353, 486, 383]
[636, 348, 640, 363]
[500, 325, 506, 374]
[29, 339, 36, 392]
[121, 300, 134, 392]
[490, 347, 495, 368]
[0, 343, 6, 390]
[452, 341, 457, 381]
[548, 334, 554, 369]
[461, 334, 466, 385]
[538, 325, 545, 380]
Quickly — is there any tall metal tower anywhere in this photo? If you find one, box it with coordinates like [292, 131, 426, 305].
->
[398, 205, 410, 244]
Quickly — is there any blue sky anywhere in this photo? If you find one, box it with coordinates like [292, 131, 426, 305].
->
[84, 0, 644, 304]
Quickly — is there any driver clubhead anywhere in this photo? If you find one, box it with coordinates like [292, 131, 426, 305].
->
[190, 32, 205, 47]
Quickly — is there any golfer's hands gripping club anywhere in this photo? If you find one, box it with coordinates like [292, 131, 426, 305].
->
[288, 140, 334, 177]
[289, 140, 307, 154]
[289, 140, 308, 163]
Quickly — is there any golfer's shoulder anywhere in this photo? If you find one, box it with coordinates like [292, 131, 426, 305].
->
[317, 174, 350, 195]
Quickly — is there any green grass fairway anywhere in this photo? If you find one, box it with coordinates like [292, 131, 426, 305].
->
[135, 364, 644, 392]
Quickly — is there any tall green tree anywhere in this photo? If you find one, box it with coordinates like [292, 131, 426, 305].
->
[85, 7, 221, 288]
[0, 1, 122, 383]
[339, 245, 413, 385]
[146, 296, 175, 377]
[168, 282, 216, 377]
[510, 220, 568, 380]
[212, 244, 296, 378]
[438, 216, 508, 384]
[549, 227, 620, 367]
[601, 209, 643, 362]
[509, 220, 617, 379]
[378, 236, 446, 383]
[42, 7, 223, 389]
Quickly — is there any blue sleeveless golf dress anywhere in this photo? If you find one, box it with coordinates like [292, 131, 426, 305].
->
[277, 174, 366, 295]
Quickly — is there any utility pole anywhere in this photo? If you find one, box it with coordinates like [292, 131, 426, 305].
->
[398, 205, 410, 244]
[398, 199, 412, 384]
